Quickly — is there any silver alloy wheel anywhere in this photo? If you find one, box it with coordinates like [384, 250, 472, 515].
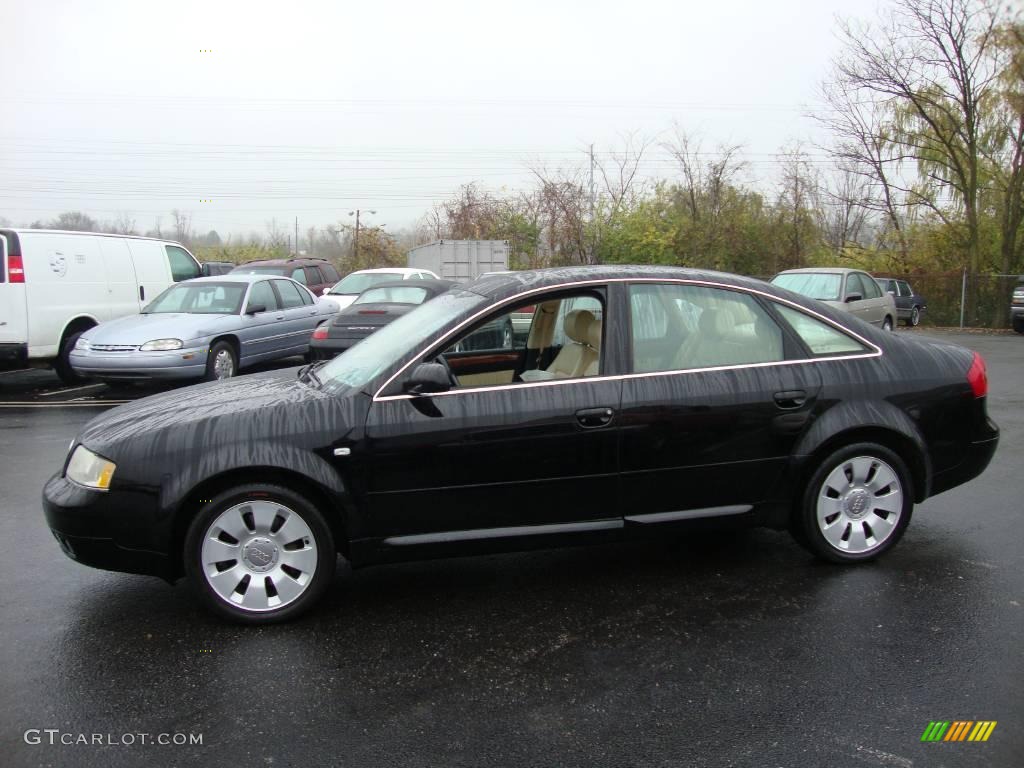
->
[213, 348, 235, 379]
[911, 306, 920, 326]
[816, 455, 903, 554]
[200, 500, 318, 612]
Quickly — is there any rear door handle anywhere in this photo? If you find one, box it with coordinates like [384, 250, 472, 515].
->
[773, 390, 807, 409]
[575, 407, 615, 428]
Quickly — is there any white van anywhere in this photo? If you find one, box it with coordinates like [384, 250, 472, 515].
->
[0, 229, 202, 383]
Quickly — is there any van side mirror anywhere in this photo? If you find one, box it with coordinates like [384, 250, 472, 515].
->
[404, 362, 451, 395]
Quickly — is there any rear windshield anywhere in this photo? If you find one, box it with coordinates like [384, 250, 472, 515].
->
[771, 273, 842, 302]
[330, 272, 406, 295]
[355, 286, 430, 305]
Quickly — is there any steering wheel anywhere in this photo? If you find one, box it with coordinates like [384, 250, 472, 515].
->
[435, 354, 459, 387]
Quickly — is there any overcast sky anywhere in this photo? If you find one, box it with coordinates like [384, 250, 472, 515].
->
[1, 0, 881, 239]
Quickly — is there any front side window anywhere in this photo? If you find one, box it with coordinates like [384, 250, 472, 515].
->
[860, 274, 883, 299]
[774, 304, 868, 356]
[321, 264, 340, 282]
[165, 245, 200, 282]
[629, 283, 784, 373]
[246, 280, 279, 313]
[844, 273, 867, 300]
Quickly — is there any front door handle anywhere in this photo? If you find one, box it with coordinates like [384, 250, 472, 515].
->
[773, 390, 807, 409]
[275, 314, 285, 320]
[575, 407, 615, 429]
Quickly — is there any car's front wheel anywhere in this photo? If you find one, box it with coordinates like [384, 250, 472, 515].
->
[909, 306, 921, 327]
[794, 443, 912, 563]
[204, 341, 237, 381]
[184, 484, 336, 623]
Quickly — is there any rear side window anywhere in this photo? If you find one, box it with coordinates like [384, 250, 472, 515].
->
[165, 245, 200, 282]
[274, 279, 305, 309]
[291, 268, 308, 285]
[321, 263, 340, 282]
[775, 304, 869, 356]
[629, 284, 784, 373]
[899, 281, 912, 297]
[246, 280, 279, 313]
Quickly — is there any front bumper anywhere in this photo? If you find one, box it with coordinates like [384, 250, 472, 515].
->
[42, 473, 173, 578]
[70, 348, 206, 380]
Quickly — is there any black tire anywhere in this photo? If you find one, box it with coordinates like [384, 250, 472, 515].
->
[204, 340, 237, 382]
[909, 306, 921, 327]
[1013, 317, 1024, 335]
[184, 483, 337, 623]
[793, 442, 913, 563]
[54, 330, 89, 385]
[882, 316, 894, 332]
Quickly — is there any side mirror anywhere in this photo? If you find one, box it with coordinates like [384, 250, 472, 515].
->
[404, 362, 451, 395]
[322, 287, 330, 296]
[245, 303, 267, 315]
[845, 293, 863, 303]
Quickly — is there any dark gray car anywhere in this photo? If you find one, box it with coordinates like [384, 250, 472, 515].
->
[876, 278, 927, 327]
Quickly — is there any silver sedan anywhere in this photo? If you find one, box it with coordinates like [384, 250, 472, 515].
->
[70, 275, 337, 382]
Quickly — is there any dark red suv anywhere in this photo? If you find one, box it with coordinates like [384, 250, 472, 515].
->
[230, 257, 341, 297]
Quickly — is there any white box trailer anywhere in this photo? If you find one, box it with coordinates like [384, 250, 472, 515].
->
[0, 229, 202, 382]
[407, 239, 509, 282]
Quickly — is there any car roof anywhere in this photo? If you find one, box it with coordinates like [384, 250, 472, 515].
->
[349, 267, 425, 275]
[232, 258, 330, 268]
[182, 274, 281, 284]
[774, 267, 862, 276]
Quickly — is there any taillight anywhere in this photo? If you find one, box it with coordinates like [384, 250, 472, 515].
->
[8, 253, 24, 283]
[312, 325, 328, 340]
[967, 352, 988, 398]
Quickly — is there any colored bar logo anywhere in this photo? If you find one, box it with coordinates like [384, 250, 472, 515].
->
[921, 721, 997, 742]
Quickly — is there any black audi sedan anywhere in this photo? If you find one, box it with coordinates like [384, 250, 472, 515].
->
[309, 278, 458, 360]
[43, 266, 999, 623]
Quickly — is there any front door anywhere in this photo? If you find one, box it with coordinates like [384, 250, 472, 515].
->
[357, 287, 622, 544]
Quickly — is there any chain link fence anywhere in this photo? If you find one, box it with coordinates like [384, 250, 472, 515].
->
[901, 272, 1021, 329]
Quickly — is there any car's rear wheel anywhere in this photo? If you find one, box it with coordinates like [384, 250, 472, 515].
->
[882, 316, 894, 332]
[204, 341, 236, 381]
[54, 330, 89, 385]
[184, 483, 336, 623]
[794, 443, 912, 563]
[909, 306, 921, 327]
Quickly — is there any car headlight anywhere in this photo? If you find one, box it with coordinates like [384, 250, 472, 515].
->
[65, 445, 116, 491]
[140, 338, 183, 351]
[75, 337, 90, 351]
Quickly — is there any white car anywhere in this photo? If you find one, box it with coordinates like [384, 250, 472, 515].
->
[321, 267, 439, 310]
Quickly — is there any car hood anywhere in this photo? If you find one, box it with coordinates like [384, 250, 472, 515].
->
[81, 313, 238, 345]
[76, 368, 340, 453]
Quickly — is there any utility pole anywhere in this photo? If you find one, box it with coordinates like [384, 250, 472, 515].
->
[294, 216, 299, 255]
[348, 209, 376, 264]
[588, 143, 595, 221]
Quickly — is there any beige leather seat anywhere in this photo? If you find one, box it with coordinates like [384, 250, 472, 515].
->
[547, 309, 599, 378]
[582, 314, 602, 376]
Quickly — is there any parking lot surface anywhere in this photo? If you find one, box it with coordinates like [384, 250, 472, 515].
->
[0, 331, 1021, 767]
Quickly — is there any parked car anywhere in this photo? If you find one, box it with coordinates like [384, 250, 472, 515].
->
[771, 267, 897, 330]
[1012, 276, 1024, 334]
[69, 275, 336, 382]
[230, 257, 341, 298]
[200, 261, 234, 276]
[876, 277, 927, 326]
[309, 279, 458, 360]
[43, 266, 998, 623]
[322, 267, 440, 310]
[0, 229, 202, 383]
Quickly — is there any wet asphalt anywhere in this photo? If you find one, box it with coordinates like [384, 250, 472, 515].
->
[0, 331, 1021, 768]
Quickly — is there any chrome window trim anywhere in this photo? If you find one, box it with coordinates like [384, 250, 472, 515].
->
[372, 277, 882, 402]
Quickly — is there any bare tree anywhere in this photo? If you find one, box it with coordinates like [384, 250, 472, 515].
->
[107, 212, 137, 235]
[171, 209, 193, 245]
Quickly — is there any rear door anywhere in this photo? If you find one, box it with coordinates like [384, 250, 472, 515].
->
[0, 232, 29, 352]
[98, 238, 141, 318]
[272, 279, 319, 354]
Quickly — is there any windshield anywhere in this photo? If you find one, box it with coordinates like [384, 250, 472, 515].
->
[354, 286, 430, 305]
[318, 290, 487, 394]
[330, 272, 406, 295]
[771, 272, 842, 301]
[144, 282, 247, 314]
